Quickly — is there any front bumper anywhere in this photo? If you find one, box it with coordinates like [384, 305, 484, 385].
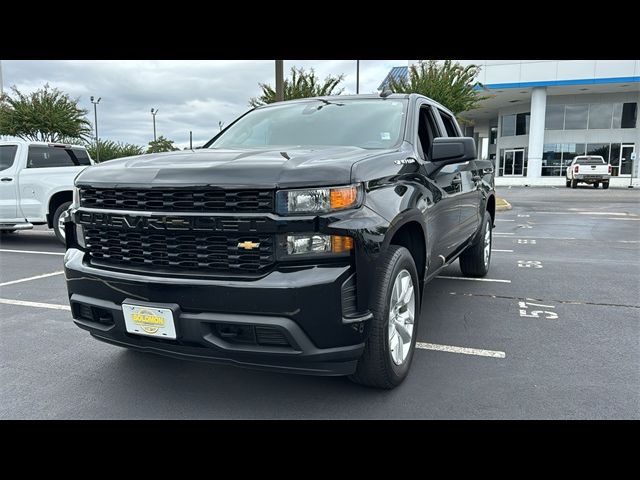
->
[64, 248, 369, 376]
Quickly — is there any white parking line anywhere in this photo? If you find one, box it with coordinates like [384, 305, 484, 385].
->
[416, 342, 505, 358]
[534, 211, 637, 216]
[495, 219, 515, 222]
[494, 232, 515, 235]
[0, 271, 64, 287]
[0, 298, 70, 311]
[492, 249, 513, 252]
[0, 249, 65, 256]
[436, 276, 511, 283]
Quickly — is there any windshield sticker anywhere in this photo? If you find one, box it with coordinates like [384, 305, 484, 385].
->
[380, 132, 391, 140]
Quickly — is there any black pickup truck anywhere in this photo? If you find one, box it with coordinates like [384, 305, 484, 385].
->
[63, 93, 495, 389]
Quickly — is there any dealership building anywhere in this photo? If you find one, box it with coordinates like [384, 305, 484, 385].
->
[381, 60, 640, 186]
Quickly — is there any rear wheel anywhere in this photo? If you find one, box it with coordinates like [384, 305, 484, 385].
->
[593, 182, 600, 188]
[459, 213, 492, 278]
[53, 201, 71, 244]
[602, 182, 610, 189]
[349, 245, 419, 389]
[565, 179, 571, 187]
[571, 179, 578, 189]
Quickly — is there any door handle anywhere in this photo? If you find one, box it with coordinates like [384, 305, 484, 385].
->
[1, 177, 13, 182]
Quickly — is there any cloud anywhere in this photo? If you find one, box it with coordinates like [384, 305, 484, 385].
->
[2, 60, 407, 148]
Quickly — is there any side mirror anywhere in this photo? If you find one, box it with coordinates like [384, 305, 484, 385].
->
[430, 137, 476, 165]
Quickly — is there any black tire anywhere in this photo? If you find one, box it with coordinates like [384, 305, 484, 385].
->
[349, 245, 420, 389]
[1, 230, 17, 235]
[593, 182, 600, 188]
[565, 179, 570, 187]
[53, 201, 71, 244]
[602, 182, 610, 190]
[571, 179, 578, 189]
[459, 213, 492, 278]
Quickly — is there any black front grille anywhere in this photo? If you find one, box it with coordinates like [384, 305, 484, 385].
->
[80, 187, 274, 213]
[84, 228, 274, 275]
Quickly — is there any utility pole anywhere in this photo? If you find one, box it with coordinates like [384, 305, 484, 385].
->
[151, 108, 158, 142]
[189, 131, 193, 150]
[275, 60, 284, 102]
[356, 60, 360, 94]
[0, 59, 4, 97]
[90, 96, 101, 162]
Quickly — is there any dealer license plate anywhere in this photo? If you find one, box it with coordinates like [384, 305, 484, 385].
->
[122, 303, 177, 339]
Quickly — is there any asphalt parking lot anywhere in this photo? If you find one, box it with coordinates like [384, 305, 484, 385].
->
[1, 186, 639, 419]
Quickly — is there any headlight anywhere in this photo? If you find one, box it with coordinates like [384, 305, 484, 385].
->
[72, 186, 80, 208]
[278, 234, 353, 259]
[276, 184, 362, 215]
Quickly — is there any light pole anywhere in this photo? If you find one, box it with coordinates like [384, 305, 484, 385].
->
[90, 96, 101, 162]
[275, 60, 284, 102]
[356, 60, 360, 94]
[151, 108, 158, 142]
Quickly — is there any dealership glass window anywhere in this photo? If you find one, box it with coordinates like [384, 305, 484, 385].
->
[489, 127, 497, 145]
[586, 143, 610, 161]
[564, 104, 588, 129]
[541, 144, 562, 176]
[501, 114, 516, 136]
[612, 103, 623, 128]
[516, 112, 530, 135]
[621, 102, 637, 128]
[588, 103, 614, 129]
[610, 143, 621, 176]
[545, 104, 565, 130]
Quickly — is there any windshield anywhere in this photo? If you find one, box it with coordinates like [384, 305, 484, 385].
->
[208, 98, 407, 150]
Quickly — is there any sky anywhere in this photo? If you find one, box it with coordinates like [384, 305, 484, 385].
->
[1, 60, 408, 149]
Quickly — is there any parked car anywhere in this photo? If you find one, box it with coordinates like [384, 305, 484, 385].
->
[0, 141, 93, 243]
[63, 94, 495, 389]
[566, 155, 611, 189]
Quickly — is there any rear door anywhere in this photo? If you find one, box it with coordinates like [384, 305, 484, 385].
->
[434, 109, 480, 247]
[0, 144, 21, 220]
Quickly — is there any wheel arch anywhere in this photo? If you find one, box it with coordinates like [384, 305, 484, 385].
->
[47, 190, 73, 228]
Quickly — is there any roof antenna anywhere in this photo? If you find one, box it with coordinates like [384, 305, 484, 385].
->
[379, 88, 393, 98]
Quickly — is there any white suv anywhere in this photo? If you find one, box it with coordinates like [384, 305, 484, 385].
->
[0, 140, 94, 243]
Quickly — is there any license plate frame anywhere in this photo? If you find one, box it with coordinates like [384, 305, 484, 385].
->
[122, 301, 179, 340]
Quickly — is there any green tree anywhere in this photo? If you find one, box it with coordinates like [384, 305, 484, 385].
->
[0, 84, 92, 142]
[249, 67, 345, 107]
[85, 139, 145, 162]
[147, 135, 179, 153]
[387, 60, 489, 117]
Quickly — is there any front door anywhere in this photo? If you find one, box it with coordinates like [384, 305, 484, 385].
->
[620, 144, 635, 176]
[502, 149, 525, 176]
[0, 144, 20, 220]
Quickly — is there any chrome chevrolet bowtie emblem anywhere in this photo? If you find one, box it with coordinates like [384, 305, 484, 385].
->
[237, 241, 260, 250]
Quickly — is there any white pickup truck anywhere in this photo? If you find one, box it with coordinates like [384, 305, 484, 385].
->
[566, 155, 611, 189]
[0, 140, 94, 243]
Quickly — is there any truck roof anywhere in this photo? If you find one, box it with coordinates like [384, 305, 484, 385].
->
[0, 140, 87, 149]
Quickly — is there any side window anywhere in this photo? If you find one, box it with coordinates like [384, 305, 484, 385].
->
[438, 110, 461, 137]
[0, 145, 18, 172]
[27, 146, 90, 168]
[417, 105, 440, 160]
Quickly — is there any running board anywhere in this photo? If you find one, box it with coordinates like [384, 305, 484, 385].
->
[0, 222, 34, 231]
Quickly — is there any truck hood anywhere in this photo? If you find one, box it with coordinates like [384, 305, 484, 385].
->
[76, 146, 393, 188]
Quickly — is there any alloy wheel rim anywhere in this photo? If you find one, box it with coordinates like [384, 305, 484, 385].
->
[388, 269, 415, 366]
[483, 221, 491, 268]
[58, 215, 66, 240]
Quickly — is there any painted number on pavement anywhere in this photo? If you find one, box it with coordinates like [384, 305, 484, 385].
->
[518, 260, 543, 268]
[519, 301, 558, 320]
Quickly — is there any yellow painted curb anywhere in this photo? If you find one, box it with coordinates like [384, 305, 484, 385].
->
[496, 197, 512, 211]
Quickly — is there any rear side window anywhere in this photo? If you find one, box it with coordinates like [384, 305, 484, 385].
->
[575, 157, 605, 165]
[0, 145, 18, 172]
[438, 111, 460, 137]
[27, 146, 91, 168]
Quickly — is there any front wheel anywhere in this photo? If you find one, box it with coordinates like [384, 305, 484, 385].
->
[566, 179, 571, 187]
[593, 182, 600, 188]
[459, 213, 492, 278]
[349, 245, 420, 389]
[53, 201, 71, 244]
